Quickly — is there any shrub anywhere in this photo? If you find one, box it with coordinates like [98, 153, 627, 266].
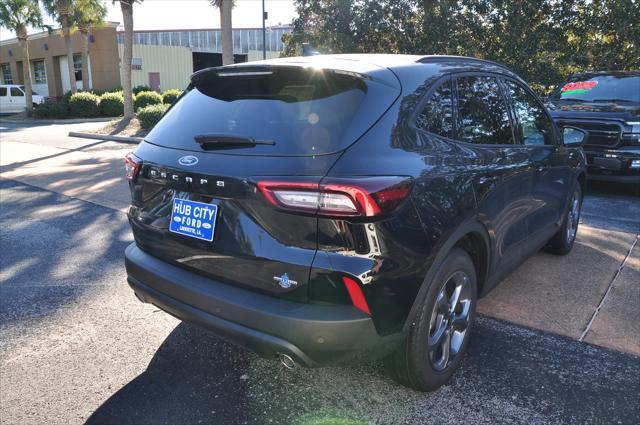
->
[61, 90, 74, 107]
[33, 101, 70, 119]
[137, 103, 170, 129]
[100, 92, 124, 117]
[162, 89, 182, 105]
[134, 90, 163, 111]
[68, 92, 101, 117]
[133, 85, 152, 95]
[50, 102, 70, 118]
[33, 101, 54, 119]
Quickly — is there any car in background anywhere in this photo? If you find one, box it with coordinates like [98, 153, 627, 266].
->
[0, 84, 45, 114]
[547, 71, 640, 184]
[124, 55, 587, 391]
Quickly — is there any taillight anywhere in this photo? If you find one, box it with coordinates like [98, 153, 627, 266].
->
[257, 176, 413, 218]
[342, 276, 371, 315]
[124, 152, 142, 181]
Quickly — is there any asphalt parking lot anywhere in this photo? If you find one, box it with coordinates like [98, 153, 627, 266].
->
[1, 122, 639, 425]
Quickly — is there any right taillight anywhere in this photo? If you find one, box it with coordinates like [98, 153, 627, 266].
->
[124, 152, 142, 181]
[256, 176, 413, 218]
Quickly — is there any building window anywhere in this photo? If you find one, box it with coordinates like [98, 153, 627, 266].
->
[73, 53, 82, 82]
[1, 64, 12, 84]
[32, 60, 47, 84]
[132, 58, 142, 70]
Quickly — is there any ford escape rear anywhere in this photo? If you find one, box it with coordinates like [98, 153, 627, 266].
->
[125, 55, 586, 391]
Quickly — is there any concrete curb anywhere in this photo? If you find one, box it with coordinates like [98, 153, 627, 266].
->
[68, 131, 143, 144]
[0, 117, 113, 125]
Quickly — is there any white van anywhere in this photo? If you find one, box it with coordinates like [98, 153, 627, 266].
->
[0, 85, 46, 114]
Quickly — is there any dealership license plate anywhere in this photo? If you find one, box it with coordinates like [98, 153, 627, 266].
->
[169, 198, 218, 242]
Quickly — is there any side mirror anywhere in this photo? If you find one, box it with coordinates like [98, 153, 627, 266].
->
[562, 126, 586, 146]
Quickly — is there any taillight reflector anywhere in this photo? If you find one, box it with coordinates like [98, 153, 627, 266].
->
[342, 276, 371, 315]
[124, 152, 142, 181]
[256, 177, 412, 218]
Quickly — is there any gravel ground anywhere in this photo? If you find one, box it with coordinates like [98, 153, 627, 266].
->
[1, 179, 639, 425]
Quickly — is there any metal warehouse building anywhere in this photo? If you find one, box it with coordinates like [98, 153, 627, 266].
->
[1, 24, 292, 98]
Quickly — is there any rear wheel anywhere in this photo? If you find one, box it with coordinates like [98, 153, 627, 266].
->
[545, 184, 582, 255]
[384, 248, 477, 391]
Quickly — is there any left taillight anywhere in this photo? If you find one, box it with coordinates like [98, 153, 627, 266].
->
[256, 176, 413, 218]
[124, 152, 142, 181]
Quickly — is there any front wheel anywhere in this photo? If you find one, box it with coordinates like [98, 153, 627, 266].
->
[545, 184, 582, 255]
[384, 248, 477, 391]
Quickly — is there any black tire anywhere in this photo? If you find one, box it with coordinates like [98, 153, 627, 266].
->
[384, 248, 477, 391]
[545, 183, 582, 255]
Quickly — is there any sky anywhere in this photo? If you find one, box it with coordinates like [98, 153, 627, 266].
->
[1, 0, 298, 41]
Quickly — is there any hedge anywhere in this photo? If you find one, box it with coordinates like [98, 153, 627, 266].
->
[99, 92, 124, 117]
[33, 101, 69, 119]
[68, 92, 101, 117]
[133, 85, 152, 95]
[137, 103, 170, 129]
[162, 89, 182, 105]
[134, 90, 163, 111]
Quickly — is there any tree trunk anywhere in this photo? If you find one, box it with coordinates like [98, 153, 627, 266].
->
[220, 0, 234, 65]
[18, 28, 33, 116]
[61, 10, 77, 93]
[120, 0, 134, 119]
[80, 28, 91, 90]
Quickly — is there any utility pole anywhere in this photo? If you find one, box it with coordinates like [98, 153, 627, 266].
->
[262, 0, 267, 60]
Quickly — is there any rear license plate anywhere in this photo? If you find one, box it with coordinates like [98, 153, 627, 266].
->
[169, 198, 217, 242]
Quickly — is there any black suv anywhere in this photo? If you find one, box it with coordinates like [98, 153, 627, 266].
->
[547, 71, 640, 184]
[124, 55, 586, 391]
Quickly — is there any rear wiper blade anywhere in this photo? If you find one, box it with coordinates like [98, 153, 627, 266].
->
[194, 134, 276, 149]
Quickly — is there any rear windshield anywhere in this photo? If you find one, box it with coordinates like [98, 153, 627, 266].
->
[145, 67, 399, 155]
[550, 74, 640, 103]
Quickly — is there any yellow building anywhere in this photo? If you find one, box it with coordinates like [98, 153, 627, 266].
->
[117, 27, 291, 91]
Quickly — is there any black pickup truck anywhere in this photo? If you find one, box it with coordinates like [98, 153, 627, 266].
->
[547, 71, 640, 185]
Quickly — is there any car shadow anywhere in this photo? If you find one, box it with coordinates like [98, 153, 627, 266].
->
[84, 317, 640, 425]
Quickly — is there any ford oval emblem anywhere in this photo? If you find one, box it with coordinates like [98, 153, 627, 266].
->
[178, 155, 199, 166]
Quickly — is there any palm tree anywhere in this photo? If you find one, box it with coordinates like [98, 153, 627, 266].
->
[210, 0, 234, 65]
[114, 0, 141, 119]
[73, 0, 106, 90]
[0, 0, 43, 115]
[43, 0, 78, 93]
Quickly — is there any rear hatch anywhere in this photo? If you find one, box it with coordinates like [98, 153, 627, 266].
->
[127, 62, 400, 302]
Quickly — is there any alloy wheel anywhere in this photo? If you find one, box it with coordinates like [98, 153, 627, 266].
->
[428, 271, 472, 371]
[566, 189, 581, 244]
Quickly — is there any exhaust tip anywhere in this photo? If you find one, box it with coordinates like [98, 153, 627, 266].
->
[278, 353, 297, 370]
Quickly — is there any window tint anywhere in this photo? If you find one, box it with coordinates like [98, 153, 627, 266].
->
[455, 76, 513, 145]
[505, 80, 555, 146]
[415, 80, 453, 137]
[10, 87, 23, 96]
[0, 87, 7, 96]
[146, 67, 399, 155]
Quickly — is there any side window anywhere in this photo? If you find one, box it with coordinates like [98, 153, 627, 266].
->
[0, 87, 7, 96]
[455, 76, 513, 145]
[415, 79, 453, 138]
[505, 80, 555, 146]
[10, 87, 24, 97]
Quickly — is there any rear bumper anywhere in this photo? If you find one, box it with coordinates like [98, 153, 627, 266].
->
[125, 243, 399, 366]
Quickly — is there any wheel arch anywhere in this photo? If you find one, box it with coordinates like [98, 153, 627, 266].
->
[402, 219, 492, 333]
[577, 171, 587, 199]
